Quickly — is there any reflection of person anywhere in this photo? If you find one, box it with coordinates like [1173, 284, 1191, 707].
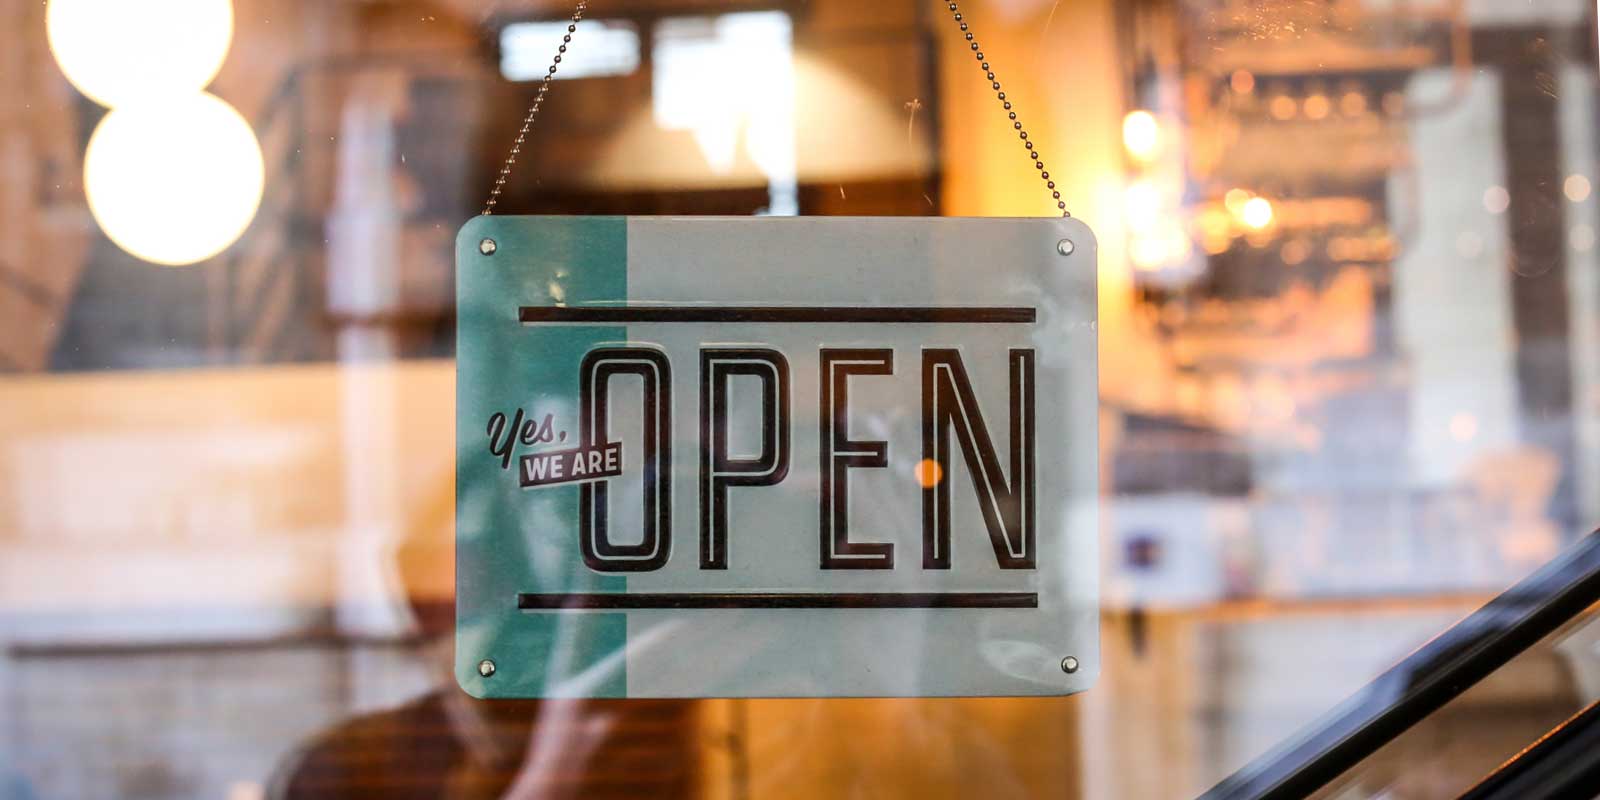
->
[269, 674, 698, 799]
[268, 477, 698, 799]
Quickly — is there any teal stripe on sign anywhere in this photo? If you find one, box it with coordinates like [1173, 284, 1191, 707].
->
[455, 216, 628, 699]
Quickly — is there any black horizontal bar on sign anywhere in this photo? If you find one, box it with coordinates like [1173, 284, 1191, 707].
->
[516, 592, 1039, 610]
[518, 306, 1037, 324]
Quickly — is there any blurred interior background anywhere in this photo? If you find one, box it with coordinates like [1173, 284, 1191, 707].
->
[4, 0, 1600, 797]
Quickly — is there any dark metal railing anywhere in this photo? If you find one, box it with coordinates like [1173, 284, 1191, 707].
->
[1200, 529, 1600, 800]
[1457, 698, 1600, 799]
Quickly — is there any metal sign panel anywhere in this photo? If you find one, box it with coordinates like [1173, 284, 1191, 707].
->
[455, 216, 1098, 698]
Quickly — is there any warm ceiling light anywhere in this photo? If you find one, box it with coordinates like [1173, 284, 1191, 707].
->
[1269, 94, 1297, 121]
[47, 0, 233, 109]
[1241, 197, 1275, 231]
[1303, 94, 1330, 121]
[84, 92, 263, 266]
[1122, 110, 1161, 162]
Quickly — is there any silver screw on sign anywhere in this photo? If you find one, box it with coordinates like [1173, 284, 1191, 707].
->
[1060, 656, 1080, 674]
[478, 659, 497, 678]
[1057, 238, 1075, 257]
[479, 238, 498, 256]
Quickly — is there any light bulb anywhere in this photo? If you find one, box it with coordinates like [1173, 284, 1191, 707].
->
[1121, 110, 1161, 162]
[1241, 197, 1275, 231]
[84, 92, 264, 266]
[47, 0, 233, 108]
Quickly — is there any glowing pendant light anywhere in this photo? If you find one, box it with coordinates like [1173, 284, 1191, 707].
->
[48, 0, 263, 267]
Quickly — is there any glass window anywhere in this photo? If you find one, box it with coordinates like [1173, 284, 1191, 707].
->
[4, 0, 1599, 797]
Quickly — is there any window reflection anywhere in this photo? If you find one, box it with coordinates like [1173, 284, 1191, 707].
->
[2, 0, 1599, 797]
[500, 20, 642, 83]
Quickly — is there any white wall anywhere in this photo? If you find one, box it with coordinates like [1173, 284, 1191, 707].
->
[1561, 63, 1600, 530]
[1393, 69, 1521, 488]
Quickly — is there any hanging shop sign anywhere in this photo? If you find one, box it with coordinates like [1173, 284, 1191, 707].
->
[455, 215, 1098, 698]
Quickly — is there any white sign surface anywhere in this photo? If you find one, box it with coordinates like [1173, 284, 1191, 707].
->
[456, 216, 1098, 698]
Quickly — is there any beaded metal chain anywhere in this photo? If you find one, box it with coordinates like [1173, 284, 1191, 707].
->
[484, 0, 1068, 217]
[943, 0, 1067, 216]
[482, 1, 588, 216]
